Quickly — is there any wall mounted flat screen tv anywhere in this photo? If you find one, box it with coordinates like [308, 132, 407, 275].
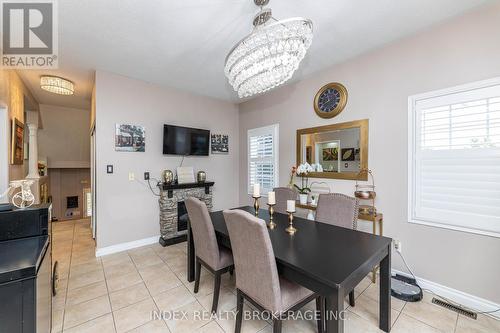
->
[163, 124, 210, 156]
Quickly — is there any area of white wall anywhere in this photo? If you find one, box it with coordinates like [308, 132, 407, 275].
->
[94, 71, 239, 250]
[38, 104, 91, 167]
[238, 3, 500, 304]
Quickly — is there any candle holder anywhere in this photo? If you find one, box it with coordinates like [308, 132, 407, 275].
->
[267, 204, 276, 229]
[285, 210, 297, 235]
[252, 195, 261, 216]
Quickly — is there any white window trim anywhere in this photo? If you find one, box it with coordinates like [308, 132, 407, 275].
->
[408, 77, 500, 238]
[247, 124, 279, 196]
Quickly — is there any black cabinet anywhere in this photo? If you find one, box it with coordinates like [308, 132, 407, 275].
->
[0, 205, 52, 333]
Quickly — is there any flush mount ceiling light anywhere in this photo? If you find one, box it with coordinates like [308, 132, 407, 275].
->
[40, 76, 75, 95]
[224, 0, 313, 98]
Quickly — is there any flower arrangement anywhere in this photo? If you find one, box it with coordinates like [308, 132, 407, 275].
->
[294, 162, 314, 194]
[294, 163, 315, 204]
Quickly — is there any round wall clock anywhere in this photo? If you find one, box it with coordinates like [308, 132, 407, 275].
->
[313, 82, 348, 119]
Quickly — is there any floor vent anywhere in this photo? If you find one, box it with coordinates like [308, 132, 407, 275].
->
[431, 297, 477, 319]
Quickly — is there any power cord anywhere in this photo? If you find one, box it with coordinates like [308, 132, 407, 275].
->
[133, 177, 161, 197]
[146, 178, 161, 197]
[396, 250, 500, 315]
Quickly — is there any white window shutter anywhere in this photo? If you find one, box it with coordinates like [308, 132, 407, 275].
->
[409, 78, 500, 237]
[248, 124, 279, 195]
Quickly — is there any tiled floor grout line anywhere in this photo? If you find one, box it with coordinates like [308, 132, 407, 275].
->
[53, 220, 111, 333]
[59, 221, 76, 332]
[155, 245, 229, 332]
[126, 250, 170, 332]
[101, 255, 118, 333]
[453, 312, 459, 333]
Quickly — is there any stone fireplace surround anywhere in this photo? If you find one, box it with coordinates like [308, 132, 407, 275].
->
[158, 181, 214, 246]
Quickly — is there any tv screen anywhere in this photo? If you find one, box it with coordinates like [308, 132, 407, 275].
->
[163, 125, 210, 156]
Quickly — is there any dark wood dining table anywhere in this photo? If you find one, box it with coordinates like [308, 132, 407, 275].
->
[186, 206, 392, 333]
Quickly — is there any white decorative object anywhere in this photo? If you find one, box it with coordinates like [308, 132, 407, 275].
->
[253, 183, 260, 197]
[9, 180, 35, 208]
[224, 0, 313, 98]
[299, 193, 308, 205]
[177, 167, 195, 184]
[286, 199, 296, 213]
[307, 210, 315, 221]
[268, 191, 275, 205]
[26, 123, 40, 179]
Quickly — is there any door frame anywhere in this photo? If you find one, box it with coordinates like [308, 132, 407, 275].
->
[90, 124, 96, 239]
[0, 108, 9, 203]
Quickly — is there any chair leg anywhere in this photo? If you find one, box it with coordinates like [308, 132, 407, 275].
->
[273, 319, 282, 333]
[315, 296, 324, 333]
[212, 272, 222, 313]
[349, 290, 355, 307]
[235, 290, 244, 333]
[194, 258, 201, 294]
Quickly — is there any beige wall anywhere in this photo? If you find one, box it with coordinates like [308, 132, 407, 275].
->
[238, 4, 500, 303]
[95, 71, 239, 249]
[0, 70, 39, 181]
[38, 104, 91, 167]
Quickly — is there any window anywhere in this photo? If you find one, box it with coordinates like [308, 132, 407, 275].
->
[248, 124, 279, 195]
[408, 78, 500, 238]
[83, 188, 92, 218]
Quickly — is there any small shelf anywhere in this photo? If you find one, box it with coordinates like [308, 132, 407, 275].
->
[158, 181, 215, 198]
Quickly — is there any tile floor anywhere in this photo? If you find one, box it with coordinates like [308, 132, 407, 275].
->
[51, 219, 500, 333]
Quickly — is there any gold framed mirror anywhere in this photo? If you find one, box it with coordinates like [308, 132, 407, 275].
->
[296, 119, 369, 181]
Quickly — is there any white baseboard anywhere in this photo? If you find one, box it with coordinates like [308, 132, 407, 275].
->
[95, 235, 159, 257]
[392, 269, 500, 319]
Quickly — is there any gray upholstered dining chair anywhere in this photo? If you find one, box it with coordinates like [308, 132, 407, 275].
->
[273, 187, 297, 214]
[185, 197, 234, 313]
[315, 193, 359, 307]
[223, 209, 323, 333]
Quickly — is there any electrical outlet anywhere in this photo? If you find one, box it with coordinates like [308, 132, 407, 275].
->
[394, 240, 402, 253]
[144, 172, 150, 180]
[128, 172, 135, 181]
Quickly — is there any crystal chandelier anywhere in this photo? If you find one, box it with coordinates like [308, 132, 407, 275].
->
[224, 0, 313, 98]
[40, 75, 75, 95]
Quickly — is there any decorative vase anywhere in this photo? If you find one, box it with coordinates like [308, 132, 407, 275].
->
[299, 194, 308, 205]
[197, 171, 206, 183]
[162, 170, 174, 184]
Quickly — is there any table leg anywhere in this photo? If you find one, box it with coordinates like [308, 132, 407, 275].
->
[371, 218, 377, 283]
[324, 289, 345, 333]
[379, 245, 391, 332]
[187, 220, 195, 282]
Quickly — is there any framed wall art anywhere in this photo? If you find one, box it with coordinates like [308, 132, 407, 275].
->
[115, 124, 145, 152]
[11, 118, 24, 165]
[211, 134, 229, 154]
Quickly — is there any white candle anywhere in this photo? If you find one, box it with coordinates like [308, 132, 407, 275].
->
[253, 183, 260, 197]
[286, 200, 296, 213]
[268, 191, 276, 205]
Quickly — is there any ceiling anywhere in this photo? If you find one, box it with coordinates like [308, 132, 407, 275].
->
[17, 0, 493, 109]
